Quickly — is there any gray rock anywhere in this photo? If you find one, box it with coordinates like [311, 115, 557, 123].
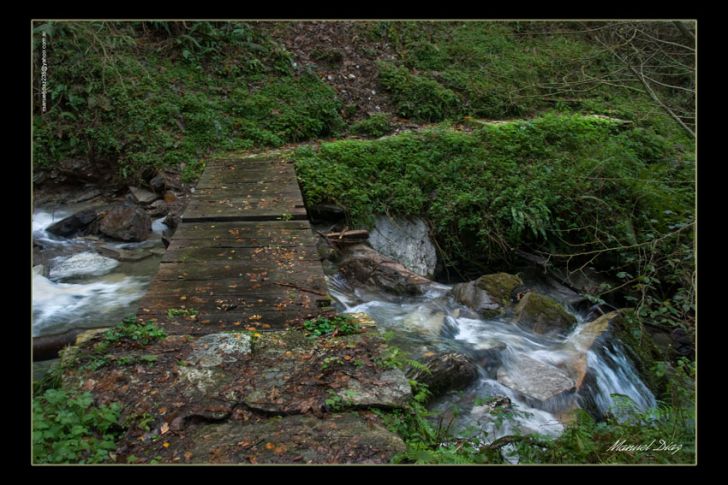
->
[336, 369, 412, 408]
[368, 216, 437, 278]
[149, 172, 181, 194]
[470, 341, 507, 377]
[338, 244, 432, 296]
[187, 333, 252, 368]
[46, 208, 101, 238]
[129, 186, 159, 205]
[497, 355, 576, 407]
[452, 280, 502, 318]
[406, 352, 479, 399]
[147, 199, 169, 217]
[452, 273, 524, 318]
[512, 292, 577, 334]
[98, 204, 152, 242]
[49, 252, 119, 280]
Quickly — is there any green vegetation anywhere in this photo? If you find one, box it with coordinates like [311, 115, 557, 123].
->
[100, 315, 167, 347]
[350, 113, 393, 138]
[303, 314, 362, 337]
[33, 389, 122, 464]
[32, 21, 343, 182]
[295, 114, 694, 335]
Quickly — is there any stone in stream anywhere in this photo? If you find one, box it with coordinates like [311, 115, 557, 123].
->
[452, 273, 524, 318]
[129, 186, 159, 206]
[46, 208, 101, 238]
[401, 306, 446, 336]
[48, 252, 119, 280]
[406, 352, 479, 400]
[368, 216, 437, 278]
[338, 244, 432, 296]
[97, 244, 154, 262]
[497, 355, 576, 409]
[147, 199, 169, 217]
[511, 292, 577, 335]
[98, 203, 152, 242]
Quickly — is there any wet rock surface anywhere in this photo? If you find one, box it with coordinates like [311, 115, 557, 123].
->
[496, 355, 576, 409]
[46, 208, 102, 238]
[338, 244, 432, 296]
[406, 352, 479, 400]
[512, 292, 577, 334]
[452, 273, 524, 318]
[59, 313, 411, 464]
[368, 216, 437, 278]
[98, 204, 152, 242]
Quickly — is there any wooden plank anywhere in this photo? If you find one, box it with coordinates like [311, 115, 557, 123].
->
[161, 244, 320, 264]
[137, 154, 328, 336]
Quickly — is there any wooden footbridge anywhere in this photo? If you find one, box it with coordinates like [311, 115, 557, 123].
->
[136, 152, 331, 334]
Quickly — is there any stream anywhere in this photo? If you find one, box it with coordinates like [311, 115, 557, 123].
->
[32, 207, 167, 338]
[326, 271, 656, 446]
[32, 209, 657, 449]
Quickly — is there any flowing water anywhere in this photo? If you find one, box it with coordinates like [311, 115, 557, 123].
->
[326, 272, 656, 444]
[31, 206, 657, 451]
[32, 208, 167, 338]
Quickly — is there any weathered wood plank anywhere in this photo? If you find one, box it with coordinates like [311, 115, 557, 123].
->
[137, 155, 328, 335]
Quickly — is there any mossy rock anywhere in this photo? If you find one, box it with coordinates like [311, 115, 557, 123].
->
[609, 309, 669, 397]
[512, 292, 576, 334]
[475, 273, 523, 307]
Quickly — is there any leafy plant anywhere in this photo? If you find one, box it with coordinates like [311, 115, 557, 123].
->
[303, 314, 361, 338]
[33, 389, 122, 464]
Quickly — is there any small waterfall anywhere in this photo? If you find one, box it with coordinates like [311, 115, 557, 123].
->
[326, 271, 658, 441]
[32, 209, 162, 338]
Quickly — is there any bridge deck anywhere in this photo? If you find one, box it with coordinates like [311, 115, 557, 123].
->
[137, 154, 330, 334]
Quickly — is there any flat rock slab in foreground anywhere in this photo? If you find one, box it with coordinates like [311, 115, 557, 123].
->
[60, 315, 410, 464]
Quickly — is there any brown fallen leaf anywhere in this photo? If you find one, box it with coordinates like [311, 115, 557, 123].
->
[160, 422, 170, 435]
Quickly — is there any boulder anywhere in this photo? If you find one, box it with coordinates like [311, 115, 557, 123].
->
[452, 280, 501, 318]
[46, 208, 101, 238]
[147, 199, 169, 217]
[129, 186, 159, 206]
[149, 171, 181, 194]
[48, 251, 119, 280]
[98, 204, 152, 242]
[469, 341, 507, 378]
[497, 355, 576, 409]
[406, 352, 479, 399]
[452, 273, 524, 318]
[368, 216, 437, 278]
[512, 292, 576, 334]
[338, 244, 432, 296]
[401, 307, 446, 336]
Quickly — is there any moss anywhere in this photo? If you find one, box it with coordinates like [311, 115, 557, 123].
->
[512, 292, 576, 334]
[610, 309, 669, 396]
[475, 273, 523, 306]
